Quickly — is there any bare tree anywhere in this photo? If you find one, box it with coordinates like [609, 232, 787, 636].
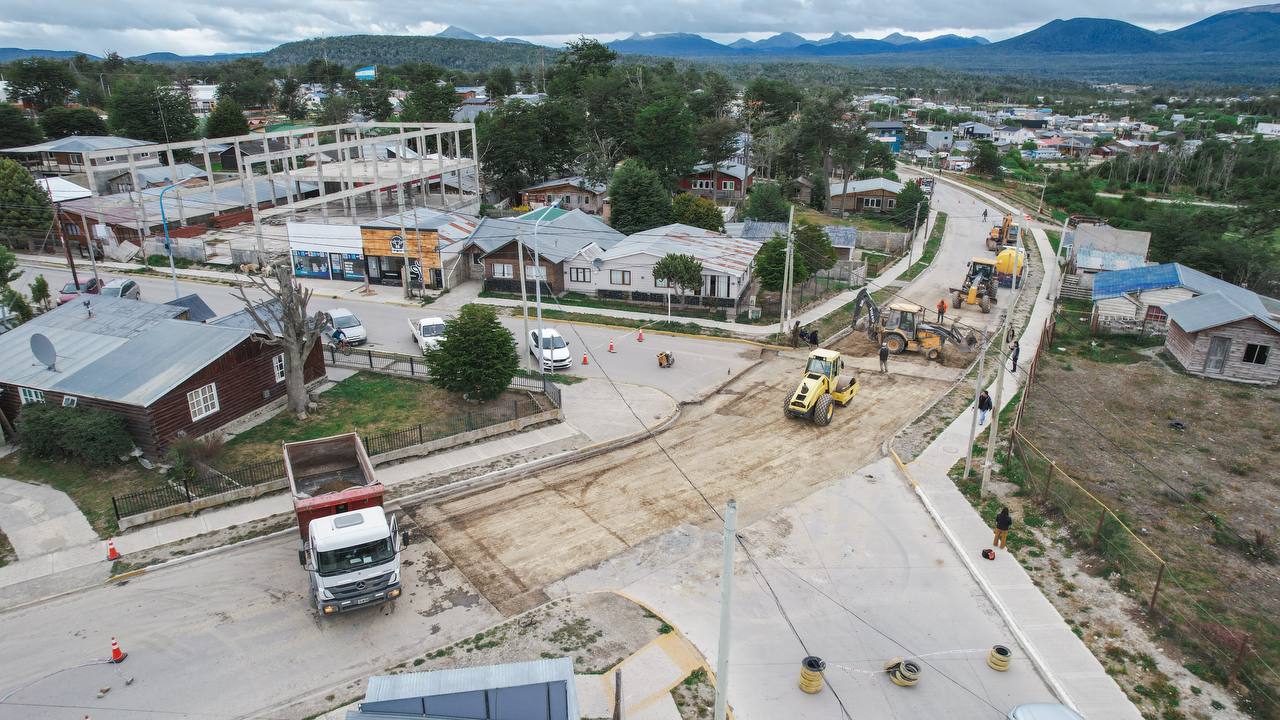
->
[232, 261, 327, 418]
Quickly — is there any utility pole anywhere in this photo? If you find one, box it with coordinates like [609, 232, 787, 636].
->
[516, 228, 532, 371]
[980, 311, 1010, 496]
[52, 203, 79, 288]
[712, 499, 737, 720]
[962, 332, 988, 483]
[909, 201, 922, 266]
[777, 203, 796, 336]
[1037, 181, 1047, 216]
[531, 200, 561, 378]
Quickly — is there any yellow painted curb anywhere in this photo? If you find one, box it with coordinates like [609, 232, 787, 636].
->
[889, 449, 918, 489]
[107, 568, 148, 583]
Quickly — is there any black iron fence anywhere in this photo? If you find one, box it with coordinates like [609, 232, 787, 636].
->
[324, 348, 562, 410]
[112, 458, 286, 520]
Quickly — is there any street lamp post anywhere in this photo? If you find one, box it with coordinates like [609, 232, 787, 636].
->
[531, 199, 562, 377]
[158, 182, 183, 300]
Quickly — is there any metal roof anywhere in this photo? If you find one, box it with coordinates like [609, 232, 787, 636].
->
[606, 223, 762, 276]
[1093, 262, 1280, 333]
[740, 221, 788, 240]
[61, 178, 318, 231]
[362, 208, 479, 243]
[36, 177, 91, 202]
[1074, 246, 1148, 273]
[0, 297, 251, 406]
[465, 209, 623, 263]
[1072, 224, 1151, 261]
[0, 135, 154, 154]
[830, 178, 905, 196]
[521, 176, 607, 195]
[165, 294, 217, 322]
[210, 299, 289, 335]
[691, 161, 752, 181]
[824, 226, 859, 249]
[1164, 292, 1262, 333]
[350, 657, 579, 720]
[113, 163, 207, 186]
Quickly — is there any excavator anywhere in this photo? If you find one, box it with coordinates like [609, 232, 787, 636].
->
[986, 214, 1020, 251]
[851, 288, 979, 362]
[951, 257, 1000, 313]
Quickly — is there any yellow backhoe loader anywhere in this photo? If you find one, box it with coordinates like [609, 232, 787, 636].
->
[851, 288, 979, 362]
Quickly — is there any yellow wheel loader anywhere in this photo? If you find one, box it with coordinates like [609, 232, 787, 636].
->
[951, 257, 999, 313]
[784, 348, 860, 426]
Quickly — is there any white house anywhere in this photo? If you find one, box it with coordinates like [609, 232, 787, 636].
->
[585, 224, 762, 305]
[995, 126, 1034, 144]
[1255, 122, 1280, 138]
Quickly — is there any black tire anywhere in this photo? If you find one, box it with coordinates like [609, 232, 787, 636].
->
[979, 296, 992, 313]
[886, 333, 907, 354]
[926, 348, 942, 362]
[953, 291, 965, 309]
[813, 394, 834, 426]
[784, 395, 795, 418]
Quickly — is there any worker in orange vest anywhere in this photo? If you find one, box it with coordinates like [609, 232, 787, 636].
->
[936, 298, 948, 323]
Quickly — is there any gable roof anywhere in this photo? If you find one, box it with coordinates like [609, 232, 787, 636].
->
[521, 176, 607, 195]
[690, 161, 753, 181]
[740, 220, 788, 240]
[1165, 292, 1280, 334]
[1093, 262, 1280, 333]
[830, 178, 905, 196]
[605, 223, 762, 276]
[362, 208, 479, 244]
[0, 135, 153, 155]
[36, 177, 91, 202]
[465, 209, 624, 263]
[165, 294, 217, 322]
[0, 296, 251, 406]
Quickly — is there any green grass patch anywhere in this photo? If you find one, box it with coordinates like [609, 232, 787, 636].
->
[797, 206, 908, 232]
[0, 529, 14, 567]
[218, 372, 540, 466]
[1045, 229, 1062, 253]
[899, 212, 947, 282]
[480, 290, 729, 322]
[1050, 309, 1164, 364]
[145, 253, 194, 270]
[515, 368, 585, 385]
[0, 455, 162, 537]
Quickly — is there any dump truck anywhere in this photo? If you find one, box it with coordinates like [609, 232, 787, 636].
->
[284, 433, 407, 615]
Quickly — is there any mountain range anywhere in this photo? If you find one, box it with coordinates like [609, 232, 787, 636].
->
[434, 25, 533, 45]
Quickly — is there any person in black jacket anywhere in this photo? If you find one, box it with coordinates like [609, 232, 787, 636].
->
[878, 342, 890, 373]
[993, 507, 1013, 549]
[977, 390, 993, 425]
[1010, 340, 1021, 373]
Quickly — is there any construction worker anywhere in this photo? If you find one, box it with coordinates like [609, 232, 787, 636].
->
[879, 342, 890, 373]
[1010, 340, 1021, 373]
[936, 298, 948, 323]
[983, 209, 989, 222]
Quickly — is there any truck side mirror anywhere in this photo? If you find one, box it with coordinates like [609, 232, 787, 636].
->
[400, 530, 410, 549]
[297, 549, 307, 567]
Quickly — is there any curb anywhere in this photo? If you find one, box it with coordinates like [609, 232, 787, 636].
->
[886, 449, 1077, 712]
[519, 311, 791, 350]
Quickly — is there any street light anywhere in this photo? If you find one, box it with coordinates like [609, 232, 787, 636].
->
[158, 181, 183, 300]
[530, 198, 562, 377]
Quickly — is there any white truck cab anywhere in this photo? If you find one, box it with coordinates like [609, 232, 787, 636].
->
[409, 316, 447, 353]
[303, 507, 404, 615]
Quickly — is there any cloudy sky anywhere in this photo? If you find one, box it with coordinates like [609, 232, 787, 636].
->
[0, 0, 1258, 56]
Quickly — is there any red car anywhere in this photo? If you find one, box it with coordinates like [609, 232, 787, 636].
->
[58, 277, 104, 305]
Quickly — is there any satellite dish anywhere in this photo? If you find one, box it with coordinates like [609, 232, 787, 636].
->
[31, 333, 57, 371]
[592, 258, 604, 271]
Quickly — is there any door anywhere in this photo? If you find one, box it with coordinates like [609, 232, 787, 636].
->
[1206, 336, 1231, 374]
[330, 253, 344, 279]
[707, 276, 720, 298]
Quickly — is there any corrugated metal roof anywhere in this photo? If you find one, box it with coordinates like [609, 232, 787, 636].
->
[607, 223, 762, 276]
[61, 178, 318, 231]
[464, 210, 623, 263]
[1165, 292, 1256, 333]
[740, 221, 788, 240]
[36, 177, 91, 202]
[521, 176, 606, 195]
[691, 161, 752, 181]
[165, 294, 217, 322]
[123, 163, 207, 186]
[1, 135, 154, 154]
[824, 226, 858, 248]
[0, 297, 251, 406]
[829, 178, 905, 196]
[352, 657, 578, 719]
[1094, 262, 1280, 333]
[210, 299, 286, 335]
[1075, 246, 1148, 273]
[1072, 224, 1151, 258]
[363, 208, 479, 243]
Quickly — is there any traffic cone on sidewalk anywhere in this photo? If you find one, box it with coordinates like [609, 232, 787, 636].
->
[109, 637, 127, 664]
[608, 338, 615, 353]
[106, 539, 120, 561]
[637, 329, 644, 343]
[581, 352, 589, 366]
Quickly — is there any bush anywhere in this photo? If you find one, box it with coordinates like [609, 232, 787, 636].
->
[424, 304, 518, 401]
[17, 404, 134, 463]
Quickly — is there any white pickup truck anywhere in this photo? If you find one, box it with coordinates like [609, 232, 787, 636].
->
[408, 316, 447, 353]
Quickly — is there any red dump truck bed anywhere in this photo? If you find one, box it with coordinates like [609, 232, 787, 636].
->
[282, 433, 383, 541]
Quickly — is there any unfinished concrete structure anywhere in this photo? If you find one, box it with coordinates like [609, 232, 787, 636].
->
[61, 122, 480, 266]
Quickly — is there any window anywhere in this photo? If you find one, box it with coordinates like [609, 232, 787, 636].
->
[885, 198, 896, 209]
[1144, 305, 1167, 322]
[569, 267, 591, 283]
[654, 277, 669, 288]
[19, 387, 45, 405]
[273, 354, 286, 383]
[187, 383, 220, 421]
[692, 179, 713, 190]
[722, 180, 735, 191]
[1243, 344, 1271, 365]
[492, 262, 513, 279]
[610, 270, 631, 285]
[525, 265, 548, 280]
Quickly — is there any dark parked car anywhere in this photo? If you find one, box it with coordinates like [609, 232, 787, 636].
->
[58, 277, 104, 305]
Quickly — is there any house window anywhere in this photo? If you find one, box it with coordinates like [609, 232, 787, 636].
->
[722, 180, 735, 191]
[187, 383, 220, 421]
[885, 198, 896, 209]
[863, 197, 882, 209]
[692, 179, 713, 190]
[1243, 344, 1270, 365]
[19, 387, 45, 405]
[655, 277, 669, 288]
[610, 270, 631, 286]
[1144, 305, 1167, 322]
[525, 265, 547, 280]
[273, 353, 286, 383]
[492, 262, 513, 279]
[569, 267, 591, 283]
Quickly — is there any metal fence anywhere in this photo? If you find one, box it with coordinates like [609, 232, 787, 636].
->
[112, 458, 286, 520]
[324, 347, 563, 410]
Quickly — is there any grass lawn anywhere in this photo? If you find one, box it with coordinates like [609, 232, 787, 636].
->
[899, 212, 948, 282]
[0, 455, 162, 537]
[217, 372, 542, 467]
[797, 206, 906, 233]
[1045, 229, 1062, 254]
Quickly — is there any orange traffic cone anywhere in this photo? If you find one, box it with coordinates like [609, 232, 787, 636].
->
[106, 539, 120, 561]
[637, 329, 644, 343]
[608, 338, 615, 353]
[581, 352, 589, 366]
[110, 637, 127, 664]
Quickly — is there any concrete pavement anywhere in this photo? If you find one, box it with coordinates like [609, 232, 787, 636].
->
[0, 478, 98, 561]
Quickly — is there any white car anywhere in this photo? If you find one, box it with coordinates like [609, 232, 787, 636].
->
[325, 308, 367, 346]
[1008, 704, 1086, 720]
[100, 278, 141, 300]
[529, 328, 571, 371]
[409, 316, 447, 353]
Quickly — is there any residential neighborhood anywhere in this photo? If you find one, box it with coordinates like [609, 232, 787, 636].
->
[0, 6, 1277, 720]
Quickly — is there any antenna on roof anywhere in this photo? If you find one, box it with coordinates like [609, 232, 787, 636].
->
[31, 333, 57, 372]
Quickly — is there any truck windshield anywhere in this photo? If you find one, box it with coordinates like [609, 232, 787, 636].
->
[315, 537, 394, 576]
[423, 323, 444, 337]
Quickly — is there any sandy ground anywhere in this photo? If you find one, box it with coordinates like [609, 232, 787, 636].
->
[411, 347, 952, 616]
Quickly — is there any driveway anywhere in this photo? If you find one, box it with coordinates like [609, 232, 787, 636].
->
[0, 477, 98, 560]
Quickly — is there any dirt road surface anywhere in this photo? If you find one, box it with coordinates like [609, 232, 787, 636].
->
[414, 338, 952, 615]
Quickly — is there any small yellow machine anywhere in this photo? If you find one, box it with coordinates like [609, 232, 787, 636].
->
[952, 257, 999, 313]
[784, 348, 860, 426]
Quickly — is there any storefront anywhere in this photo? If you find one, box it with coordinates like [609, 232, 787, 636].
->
[286, 222, 366, 282]
[359, 226, 438, 289]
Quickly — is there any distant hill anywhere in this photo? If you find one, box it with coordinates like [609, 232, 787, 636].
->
[261, 35, 551, 70]
[433, 26, 539, 46]
[0, 48, 100, 62]
[818, 32, 857, 45]
[991, 17, 1169, 53]
[1163, 3, 1280, 51]
[607, 33, 742, 56]
[130, 51, 262, 63]
[880, 32, 920, 45]
[751, 32, 812, 49]
[899, 34, 987, 51]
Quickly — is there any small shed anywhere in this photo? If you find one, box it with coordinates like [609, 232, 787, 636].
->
[347, 657, 580, 720]
[1165, 292, 1280, 385]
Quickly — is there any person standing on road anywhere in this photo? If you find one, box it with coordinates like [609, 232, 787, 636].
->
[879, 342, 890, 373]
[977, 390, 993, 425]
[993, 507, 1013, 549]
[936, 298, 948, 323]
[983, 209, 989, 222]
[1010, 340, 1021, 373]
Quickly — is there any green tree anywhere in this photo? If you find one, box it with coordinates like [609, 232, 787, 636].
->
[215, 59, 277, 108]
[485, 67, 516, 98]
[689, 71, 734, 120]
[38, 107, 106, 138]
[1, 287, 32, 322]
[864, 142, 897, 173]
[608, 161, 671, 235]
[277, 77, 308, 120]
[754, 236, 809, 292]
[1020, 139, 1038, 151]
[28, 273, 50, 310]
[632, 98, 698, 188]
[0, 245, 22, 286]
[351, 85, 393, 121]
[424, 304, 518, 401]
[0, 160, 53, 250]
[744, 181, 789, 222]
[402, 82, 459, 123]
[475, 99, 581, 199]
[653, 253, 705, 303]
[671, 193, 725, 232]
[7, 58, 75, 111]
[697, 118, 739, 204]
[892, 182, 930, 229]
[792, 220, 836, 275]
[108, 82, 198, 144]
[973, 141, 1001, 177]
[744, 78, 804, 126]
[204, 98, 249, 138]
[316, 94, 353, 125]
[0, 104, 43, 149]
[808, 173, 828, 211]
[548, 37, 617, 96]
